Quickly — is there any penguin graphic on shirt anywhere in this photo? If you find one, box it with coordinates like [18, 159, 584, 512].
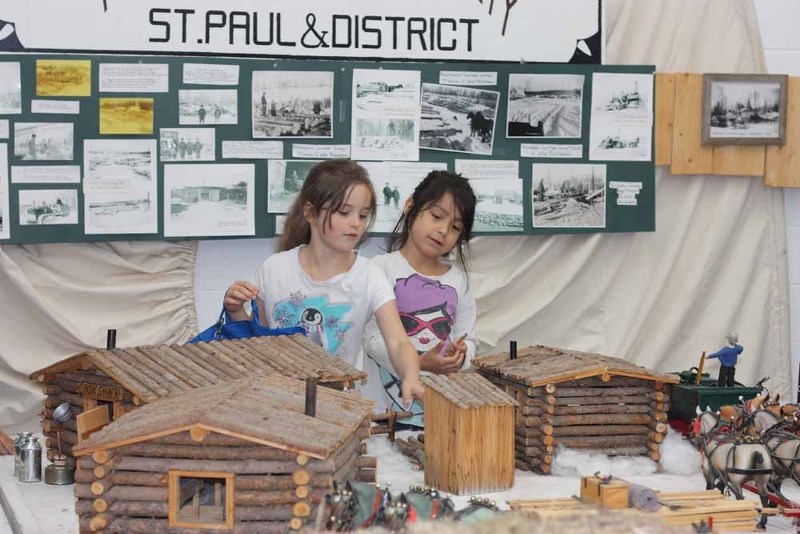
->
[300, 307, 326, 350]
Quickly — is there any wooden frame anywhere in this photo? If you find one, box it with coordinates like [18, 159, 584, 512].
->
[701, 73, 788, 146]
[168, 470, 234, 530]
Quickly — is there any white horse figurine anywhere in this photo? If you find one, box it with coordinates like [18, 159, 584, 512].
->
[694, 407, 772, 529]
[750, 408, 800, 500]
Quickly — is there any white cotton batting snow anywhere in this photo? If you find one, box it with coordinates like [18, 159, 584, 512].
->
[658, 426, 703, 476]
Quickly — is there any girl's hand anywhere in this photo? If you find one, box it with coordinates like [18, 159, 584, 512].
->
[224, 280, 259, 313]
[0, 432, 13, 455]
[420, 342, 465, 375]
[401, 375, 425, 406]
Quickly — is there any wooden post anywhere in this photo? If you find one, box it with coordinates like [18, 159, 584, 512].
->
[696, 352, 706, 385]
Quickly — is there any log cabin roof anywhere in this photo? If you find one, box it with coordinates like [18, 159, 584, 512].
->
[472, 345, 680, 387]
[422, 373, 517, 409]
[72, 375, 373, 459]
[30, 335, 365, 403]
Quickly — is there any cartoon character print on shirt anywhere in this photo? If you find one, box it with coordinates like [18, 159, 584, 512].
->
[272, 291, 352, 354]
[378, 273, 459, 425]
[394, 273, 458, 354]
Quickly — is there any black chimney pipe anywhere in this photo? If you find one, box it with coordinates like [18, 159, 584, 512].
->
[106, 329, 117, 350]
[305, 377, 318, 417]
[510, 340, 517, 360]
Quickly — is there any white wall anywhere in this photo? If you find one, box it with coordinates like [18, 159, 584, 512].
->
[755, 0, 800, 401]
[194, 3, 800, 398]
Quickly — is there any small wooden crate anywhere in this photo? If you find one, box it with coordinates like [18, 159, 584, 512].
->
[580, 476, 629, 509]
[423, 373, 517, 495]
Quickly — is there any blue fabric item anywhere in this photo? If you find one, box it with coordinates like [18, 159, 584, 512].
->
[707, 344, 743, 367]
[190, 299, 305, 343]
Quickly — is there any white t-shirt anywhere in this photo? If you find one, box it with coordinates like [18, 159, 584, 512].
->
[254, 246, 395, 370]
[362, 251, 478, 418]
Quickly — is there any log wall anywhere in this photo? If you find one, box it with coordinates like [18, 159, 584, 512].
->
[478, 374, 669, 474]
[74, 428, 374, 533]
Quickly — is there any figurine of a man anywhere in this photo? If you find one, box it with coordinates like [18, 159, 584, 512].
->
[708, 331, 743, 387]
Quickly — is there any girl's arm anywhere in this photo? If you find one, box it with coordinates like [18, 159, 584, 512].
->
[374, 300, 425, 404]
[452, 283, 478, 368]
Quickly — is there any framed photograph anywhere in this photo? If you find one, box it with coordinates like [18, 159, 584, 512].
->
[702, 74, 787, 145]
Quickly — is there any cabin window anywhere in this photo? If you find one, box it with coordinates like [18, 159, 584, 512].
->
[168, 471, 234, 529]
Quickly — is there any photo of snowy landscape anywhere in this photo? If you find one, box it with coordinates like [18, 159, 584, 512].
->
[419, 83, 499, 155]
[507, 74, 584, 138]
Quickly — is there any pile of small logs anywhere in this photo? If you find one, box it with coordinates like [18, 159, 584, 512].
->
[394, 434, 425, 470]
[370, 410, 413, 442]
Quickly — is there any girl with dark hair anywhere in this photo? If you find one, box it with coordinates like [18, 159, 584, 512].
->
[363, 170, 478, 427]
[224, 159, 424, 406]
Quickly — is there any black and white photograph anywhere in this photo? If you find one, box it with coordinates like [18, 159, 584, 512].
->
[591, 72, 653, 123]
[164, 163, 255, 237]
[353, 118, 418, 161]
[266, 159, 320, 214]
[353, 69, 421, 117]
[351, 69, 421, 161]
[18, 188, 78, 226]
[471, 178, 524, 232]
[160, 128, 215, 161]
[13, 122, 73, 161]
[589, 124, 651, 161]
[0, 62, 21, 114]
[84, 140, 157, 193]
[420, 83, 499, 155]
[178, 89, 238, 125]
[85, 190, 157, 235]
[532, 163, 606, 228]
[507, 74, 584, 138]
[702, 73, 787, 145]
[362, 161, 448, 233]
[252, 71, 333, 138]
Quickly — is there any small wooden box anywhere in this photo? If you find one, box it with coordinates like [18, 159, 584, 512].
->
[580, 476, 629, 509]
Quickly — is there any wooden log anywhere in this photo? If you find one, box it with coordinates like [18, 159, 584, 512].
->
[147, 432, 253, 447]
[74, 468, 96, 484]
[551, 413, 652, 426]
[570, 377, 653, 388]
[111, 456, 336, 475]
[520, 414, 554, 426]
[93, 496, 115, 513]
[235, 489, 326, 506]
[515, 459, 531, 470]
[554, 404, 650, 416]
[89, 513, 113, 531]
[649, 450, 660, 461]
[106, 518, 288, 534]
[607, 446, 650, 456]
[649, 391, 668, 402]
[93, 459, 115, 479]
[91, 479, 114, 496]
[552, 386, 655, 397]
[524, 394, 557, 406]
[554, 435, 649, 449]
[43, 419, 78, 433]
[555, 395, 650, 406]
[534, 464, 551, 475]
[118, 443, 299, 461]
[513, 439, 553, 454]
[293, 501, 311, 518]
[551, 425, 650, 437]
[649, 401, 668, 412]
[652, 411, 667, 422]
[395, 438, 426, 466]
[648, 421, 668, 433]
[92, 450, 114, 464]
[516, 428, 555, 445]
[648, 431, 665, 443]
[77, 500, 295, 521]
[520, 405, 555, 416]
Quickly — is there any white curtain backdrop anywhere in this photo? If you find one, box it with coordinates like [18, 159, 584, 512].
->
[470, 0, 790, 395]
[0, 242, 196, 427]
[0, 0, 789, 429]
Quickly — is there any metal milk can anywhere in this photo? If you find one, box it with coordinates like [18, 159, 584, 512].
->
[18, 436, 42, 483]
[13, 431, 32, 478]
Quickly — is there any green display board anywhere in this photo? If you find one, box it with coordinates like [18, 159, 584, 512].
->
[0, 53, 655, 244]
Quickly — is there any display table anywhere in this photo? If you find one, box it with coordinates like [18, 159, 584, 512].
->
[1, 432, 799, 533]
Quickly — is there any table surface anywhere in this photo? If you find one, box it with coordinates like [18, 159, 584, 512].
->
[1, 431, 800, 533]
